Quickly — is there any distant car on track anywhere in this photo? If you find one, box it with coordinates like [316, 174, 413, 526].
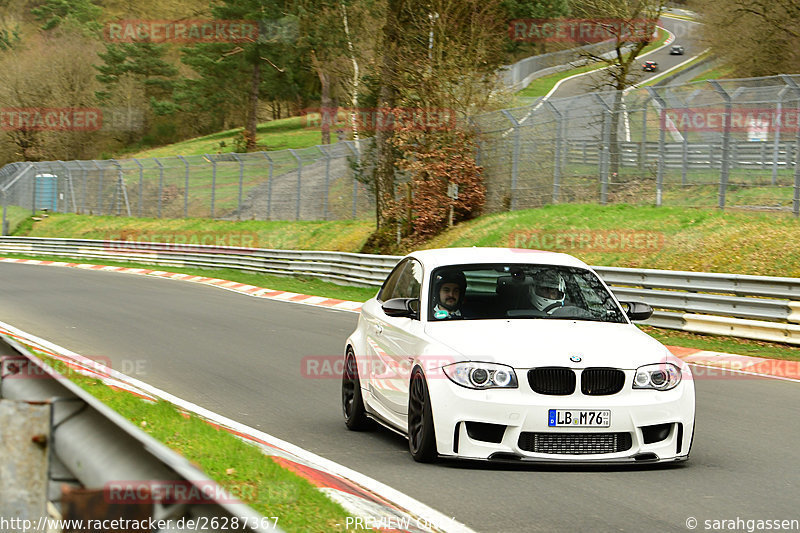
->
[670, 45, 685, 55]
[642, 60, 658, 72]
[342, 247, 695, 463]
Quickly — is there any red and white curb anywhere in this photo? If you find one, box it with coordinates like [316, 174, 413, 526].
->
[667, 345, 800, 383]
[0, 321, 471, 533]
[0, 257, 364, 313]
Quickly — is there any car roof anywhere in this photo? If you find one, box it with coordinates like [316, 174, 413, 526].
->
[405, 247, 590, 270]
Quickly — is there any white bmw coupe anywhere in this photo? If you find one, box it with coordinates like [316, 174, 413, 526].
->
[343, 248, 695, 463]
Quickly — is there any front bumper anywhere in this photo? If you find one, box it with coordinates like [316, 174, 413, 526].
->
[426, 368, 695, 463]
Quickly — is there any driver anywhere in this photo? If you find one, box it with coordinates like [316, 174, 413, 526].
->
[432, 270, 466, 319]
[531, 270, 566, 314]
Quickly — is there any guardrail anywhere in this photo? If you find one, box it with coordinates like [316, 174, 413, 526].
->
[0, 236, 798, 345]
[0, 333, 279, 531]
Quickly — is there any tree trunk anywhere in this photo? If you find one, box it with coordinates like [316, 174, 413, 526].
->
[340, 0, 361, 143]
[246, 60, 261, 152]
[609, 89, 622, 176]
[373, 0, 402, 230]
[311, 50, 332, 145]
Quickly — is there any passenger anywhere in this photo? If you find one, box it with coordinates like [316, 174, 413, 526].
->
[531, 270, 566, 314]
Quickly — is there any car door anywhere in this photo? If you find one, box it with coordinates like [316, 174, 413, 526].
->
[370, 258, 427, 417]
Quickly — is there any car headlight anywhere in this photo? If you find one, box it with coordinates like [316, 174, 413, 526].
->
[443, 362, 518, 390]
[633, 363, 682, 391]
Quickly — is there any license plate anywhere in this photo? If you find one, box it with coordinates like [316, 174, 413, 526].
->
[548, 409, 611, 427]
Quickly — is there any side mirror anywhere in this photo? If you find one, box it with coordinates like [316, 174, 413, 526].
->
[382, 298, 420, 319]
[619, 301, 653, 322]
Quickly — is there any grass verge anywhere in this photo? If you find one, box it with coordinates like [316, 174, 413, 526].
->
[19, 348, 362, 532]
[119, 116, 327, 159]
[23, 214, 375, 253]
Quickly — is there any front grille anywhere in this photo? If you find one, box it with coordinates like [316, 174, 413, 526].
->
[581, 368, 626, 396]
[518, 432, 633, 455]
[528, 367, 576, 395]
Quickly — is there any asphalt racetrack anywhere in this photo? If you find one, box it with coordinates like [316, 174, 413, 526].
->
[1, 262, 798, 532]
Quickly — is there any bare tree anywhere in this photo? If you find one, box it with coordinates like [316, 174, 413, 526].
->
[572, 0, 668, 174]
[691, 0, 800, 77]
[0, 33, 105, 163]
[370, 0, 507, 232]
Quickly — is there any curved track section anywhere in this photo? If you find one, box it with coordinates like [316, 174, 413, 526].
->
[550, 17, 700, 99]
[1, 262, 799, 532]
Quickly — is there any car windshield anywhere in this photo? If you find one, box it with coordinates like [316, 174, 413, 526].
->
[428, 264, 626, 323]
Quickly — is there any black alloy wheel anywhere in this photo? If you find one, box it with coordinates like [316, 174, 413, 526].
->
[342, 348, 371, 430]
[408, 368, 438, 462]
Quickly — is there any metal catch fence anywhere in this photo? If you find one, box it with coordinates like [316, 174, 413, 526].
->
[2, 76, 800, 233]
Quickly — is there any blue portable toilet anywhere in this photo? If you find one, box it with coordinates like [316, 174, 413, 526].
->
[35, 173, 58, 212]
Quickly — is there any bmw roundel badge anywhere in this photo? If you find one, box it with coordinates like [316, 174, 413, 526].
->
[570, 355, 582, 363]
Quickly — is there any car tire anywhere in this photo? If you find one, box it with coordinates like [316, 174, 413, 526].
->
[342, 348, 372, 430]
[408, 368, 438, 462]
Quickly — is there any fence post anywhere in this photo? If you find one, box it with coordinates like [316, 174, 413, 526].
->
[289, 149, 302, 220]
[109, 159, 121, 215]
[318, 145, 331, 220]
[131, 159, 143, 217]
[771, 88, 787, 186]
[343, 141, 360, 219]
[31, 165, 37, 216]
[500, 110, 520, 211]
[75, 160, 88, 214]
[646, 88, 667, 207]
[780, 75, 800, 217]
[260, 152, 273, 221]
[639, 96, 649, 173]
[593, 94, 611, 205]
[2, 191, 7, 236]
[205, 154, 217, 218]
[177, 155, 190, 218]
[682, 107, 689, 186]
[154, 158, 164, 218]
[93, 161, 104, 215]
[709, 81, 731, 210]
[57, 161, 75, 213]
[545, 101, 562, 203]
[232, 153, 244, 220]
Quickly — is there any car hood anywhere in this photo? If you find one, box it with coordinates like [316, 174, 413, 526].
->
[424, 319, 672, 369]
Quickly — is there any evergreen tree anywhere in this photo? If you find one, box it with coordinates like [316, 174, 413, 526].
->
[178, 0, 303, 151]
[31, 0, 102, 33]
[95, 42, 178, 114]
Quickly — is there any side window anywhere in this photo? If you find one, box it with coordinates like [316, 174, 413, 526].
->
[378, 260, 409, 301]
[393, 259, 422, 299]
